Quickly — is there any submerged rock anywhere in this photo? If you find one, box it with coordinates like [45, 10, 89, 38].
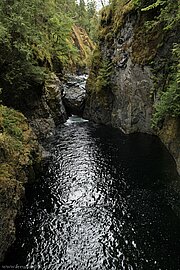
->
[63, 74, 87, 116]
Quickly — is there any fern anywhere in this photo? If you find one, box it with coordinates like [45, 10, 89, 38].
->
[152, 44, 180, 127]
[96, 60, 112, 90]
[141, 0, 166, 12]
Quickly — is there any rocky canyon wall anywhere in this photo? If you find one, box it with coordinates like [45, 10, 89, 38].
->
[84, 0, 180, 174]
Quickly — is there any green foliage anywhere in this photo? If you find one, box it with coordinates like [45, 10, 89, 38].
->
[75, 0, 99, 42]
[0, 0, 98, 97]
[141, 0, 165, 11]
[152, 44, 180, 127]
[96, 60, 112, 91]
[141, 0, 179, 31]
[0, 0, 79, 96]
[132, 0, 141, 7]
[86, 1, 99, 42]
[0, 105, 25, 141]
[131, 0, 179, 64]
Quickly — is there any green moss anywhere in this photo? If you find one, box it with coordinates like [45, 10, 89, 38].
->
[98, 0, 137, 42]
[132, 24, 164, 64]
[0, 105, 40, 182]
[113, 0, 136, 33]
[87, 44, 113, 95]
[98, 7, 113, 41]
[86, 46, 101, 91]
[132, 0, 179, 64]
[0, 106, 26, 161]
[96, 60, 113, 92]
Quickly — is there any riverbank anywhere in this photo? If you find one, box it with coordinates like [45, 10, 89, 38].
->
[0, 105, 41, 262]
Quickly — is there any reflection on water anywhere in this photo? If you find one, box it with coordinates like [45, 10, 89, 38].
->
[3, 116, 180, 270]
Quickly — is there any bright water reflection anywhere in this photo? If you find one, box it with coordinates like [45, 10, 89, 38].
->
[4, 116, 180, 270]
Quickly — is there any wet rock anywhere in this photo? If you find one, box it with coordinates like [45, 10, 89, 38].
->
[83, 88, 114, 126]
[159, 117, 180, 175]
[1, 72, 67, 140]
[62, 74, 87, 116]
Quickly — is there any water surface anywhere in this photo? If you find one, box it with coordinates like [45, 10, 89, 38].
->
[3, 116, 180, 270]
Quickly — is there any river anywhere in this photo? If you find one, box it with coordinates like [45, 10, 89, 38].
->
[3, 116, 180, 270]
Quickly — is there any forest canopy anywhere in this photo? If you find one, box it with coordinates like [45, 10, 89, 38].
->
[0, 0, 98, 97]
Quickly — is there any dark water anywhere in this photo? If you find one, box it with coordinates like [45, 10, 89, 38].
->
[3, 116, 180, 270]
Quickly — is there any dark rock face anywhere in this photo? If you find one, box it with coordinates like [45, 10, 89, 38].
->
[84, 6, 180, 174]
[111, 59, 153, 133]
[84, 16, 153, 133]
[0, 178, 23, 263]
[1, 73, 67, 140]
[83, 86, 114, 125]
[109, 17, 153, 133]
[62, 75, 87, 116]
[29, 74, 67, 139]
[159, 118, 180, 175]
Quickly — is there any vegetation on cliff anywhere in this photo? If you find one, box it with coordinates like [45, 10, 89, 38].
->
[133, 0, 179, 128]
[152, 44, 180, 127]
[0, 0, 97, 105]
[0, 105, 41, 261]
[0, 0, 72, 92]
[0, 105, 40, 182]
[89, 0, 180, 127]
[72, 25, 95, 69]
[132, 0, 179, 127]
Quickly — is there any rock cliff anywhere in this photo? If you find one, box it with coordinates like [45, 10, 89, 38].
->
[0, 106, 41, 262]
[1, 73, 67, 140]
[28, 74, 67, 140]
[0, 72, 68, 262]
[84, 0, 180, 173]
[158, 117, 180, 174]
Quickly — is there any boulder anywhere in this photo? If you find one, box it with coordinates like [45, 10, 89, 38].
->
[62, 75, 87, 116]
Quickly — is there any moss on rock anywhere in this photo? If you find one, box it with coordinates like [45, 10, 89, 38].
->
[0, 105, 41, 262]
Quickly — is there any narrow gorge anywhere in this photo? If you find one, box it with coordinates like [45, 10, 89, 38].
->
[0, 0, 180, 269]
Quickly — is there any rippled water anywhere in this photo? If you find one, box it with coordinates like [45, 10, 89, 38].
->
[4, 116, 180, 270]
